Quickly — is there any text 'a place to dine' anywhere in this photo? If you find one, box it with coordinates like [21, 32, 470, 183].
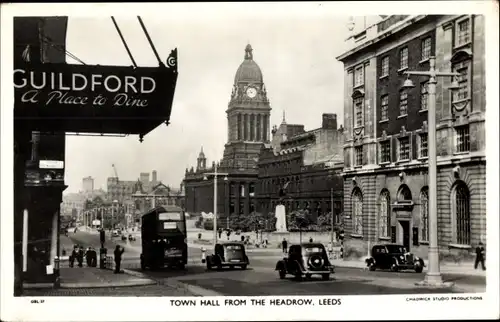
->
[169, 298, 342, 307]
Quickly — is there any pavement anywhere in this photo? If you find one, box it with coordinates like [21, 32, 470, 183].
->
[22, 230, 486, 296]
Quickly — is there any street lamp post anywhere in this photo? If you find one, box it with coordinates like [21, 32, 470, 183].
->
[330, 188, 335, 245]
[111, 200, 118, 230]
[203, 163, 228, 248]
[403, 56, 460, 287]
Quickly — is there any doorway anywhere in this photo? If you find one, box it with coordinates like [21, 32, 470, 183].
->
[398, 220, 410, 251]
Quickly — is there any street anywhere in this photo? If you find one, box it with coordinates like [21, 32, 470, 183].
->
[59, 231, 486, 296]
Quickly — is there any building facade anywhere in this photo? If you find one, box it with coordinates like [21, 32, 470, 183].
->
[184, 44, 271, 223]
[82, 176, 94, 192]
[256, 113, 344, 222]
[336, 15, 486, 259]
[106, 170, 160, 203]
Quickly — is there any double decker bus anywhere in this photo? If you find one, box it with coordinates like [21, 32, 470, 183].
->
[139, 205, 187, 270]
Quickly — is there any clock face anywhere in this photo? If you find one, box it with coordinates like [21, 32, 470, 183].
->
[246, 87, 257, 98]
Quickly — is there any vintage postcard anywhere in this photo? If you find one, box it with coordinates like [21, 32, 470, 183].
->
[1, 1, 499, 321]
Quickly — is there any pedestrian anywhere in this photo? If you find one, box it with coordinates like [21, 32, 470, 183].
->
[218, 228, 222, 239]
[282, 238, 288, 254]
[226, 230, 231, 241]
[69, 246, 77, 268]
[474, 242, 486, 270]
[309, 237, 313, 243]
[77, 246, 84, 267]
[85, 247, 92, 267]
[114, 245, 125, 274]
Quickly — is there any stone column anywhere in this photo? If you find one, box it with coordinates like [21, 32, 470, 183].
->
[244, 182, 250, 215]
[235, 182, 240, 215]
[50, 209, 58, 267]
[243, 114, 248, 141]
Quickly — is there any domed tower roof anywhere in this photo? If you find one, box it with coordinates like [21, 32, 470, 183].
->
[234, 44, 263, 84]
[198, 146, 205, 159]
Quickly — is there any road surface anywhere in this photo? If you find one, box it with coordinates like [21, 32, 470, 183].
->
[62, 231, 485, 296]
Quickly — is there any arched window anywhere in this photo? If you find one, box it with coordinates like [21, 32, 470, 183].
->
[454, 182, 471, 245]
[352, 188, 363, 235]
[378, 190, 390, 238]
[397, 184, 412, 202]
[420, 187, 429, 242]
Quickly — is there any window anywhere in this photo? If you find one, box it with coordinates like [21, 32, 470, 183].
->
[420, 82, 428, 110]
[454, 183, 470, 245]
[420, 188, 429, 242]
[380, 141, 391, 163]
[452, 60, 470, 102]
[398, 184, 413, 202]
[419, 133, 428, 158]
[354, 97, 364, 127]
[352, 189, 363, 235]
[378, 190, 390, 238]
[456, 125, 470, 152]
[399, 47, 408, 69]
[421, 37, 432, 61]
[398, 137, 410, 161]
[355, 146, 363, 166]
[381, 56, 389, 77]
[457, 19, 471, 46]
[399, 90, 408, 116]
[354, 65, 364, 87]
[380, 95, 389, 120]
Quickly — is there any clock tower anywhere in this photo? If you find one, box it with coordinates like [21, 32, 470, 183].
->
[223, 44, 272, 169]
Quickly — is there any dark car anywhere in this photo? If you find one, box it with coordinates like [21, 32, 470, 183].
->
[206, 242, 249, 270]
[121, 235, 127, 241]
[128, 234, 136, 241]
[275, 243, 335, 281]
[365, 244, 425, 273]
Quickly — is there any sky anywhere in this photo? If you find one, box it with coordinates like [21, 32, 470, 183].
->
[62, 9, 380, 193]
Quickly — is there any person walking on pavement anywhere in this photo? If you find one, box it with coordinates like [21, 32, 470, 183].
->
[309, 237, 313, 243]
[282, 238, 288, 254]
[69, 245, 78, 268]
[77, 246, 84, 267]
[474, 242, 486, 270]
[85, 247, 92, 267]
[114, 245, 125, 274]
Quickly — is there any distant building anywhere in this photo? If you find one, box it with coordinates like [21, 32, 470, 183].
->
[82, 176, 94, 192]
[256, 113, 344, 221]
[106, 170, 159, 202]
[336, 15, 486, 258]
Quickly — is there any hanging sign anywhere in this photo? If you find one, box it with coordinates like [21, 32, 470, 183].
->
[14, 49, 178, 138]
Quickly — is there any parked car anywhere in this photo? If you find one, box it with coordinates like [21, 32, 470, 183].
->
[275, 243, 335, 281]
[112, 229, 120, 237]
[121, 235, 127, 241]
[128, 234, 136, 241]
[365, 244, 425, 273]
[206, 242, 249, 270]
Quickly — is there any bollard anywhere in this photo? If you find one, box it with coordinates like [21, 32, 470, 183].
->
[201, 247, 206, 263]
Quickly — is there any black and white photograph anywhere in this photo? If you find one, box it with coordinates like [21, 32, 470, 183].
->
[1, 2, 499, 321]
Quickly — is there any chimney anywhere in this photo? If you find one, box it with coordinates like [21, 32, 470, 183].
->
[152, 170, 157, 183]
[322, 113, 337, 130]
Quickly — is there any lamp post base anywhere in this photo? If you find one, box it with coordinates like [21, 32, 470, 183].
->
[415, 273, 454, 289]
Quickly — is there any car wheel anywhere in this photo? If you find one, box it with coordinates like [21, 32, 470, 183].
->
[241, 265, 247, 270]
[390, 263, 399, 272]
[415, 266, 423, 273]
[279, 269, 286, 279]
[369, 264, 376, 271]
[294, 272, 302, 281]
[322, 273, 330, 281]
[305, 273, 312, 280]
[217, 264, 223, 271]
[178, 263, 186, 270]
